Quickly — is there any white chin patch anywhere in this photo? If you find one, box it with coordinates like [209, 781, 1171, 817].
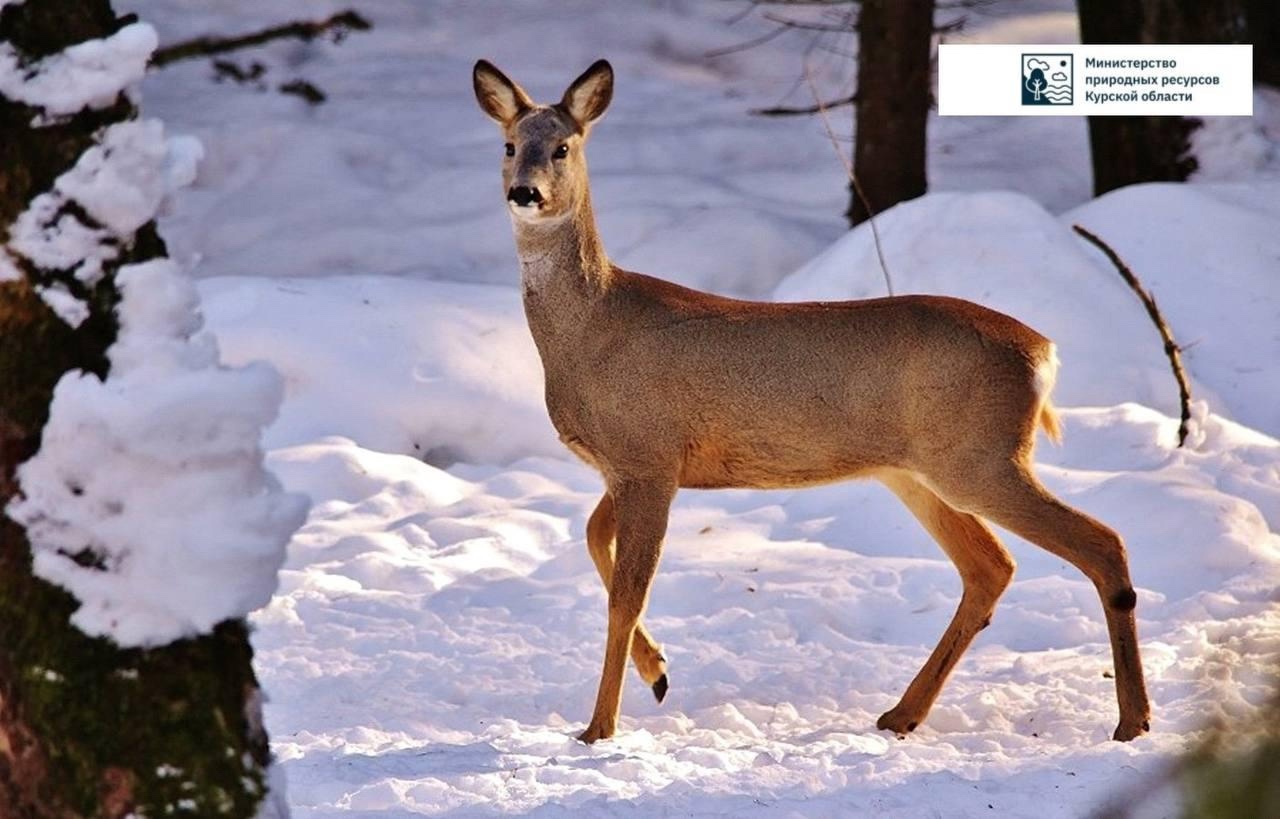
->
[508, 202, 546, 221]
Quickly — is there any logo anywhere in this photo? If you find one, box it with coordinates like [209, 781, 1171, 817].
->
[1022, 53, 1073, 105]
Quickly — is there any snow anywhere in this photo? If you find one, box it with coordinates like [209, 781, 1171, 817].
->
[186, 188, 1280, 812]
[57, 120, 201, 238]
[197, 276, 555, 464]
[5, 118, 202, 319]
[0, 22, 156, 118]
[32, 283, 89, 328]
[1192, 91, 1277, 181]
[31, 0, 1280, 813]
[8, 258, 309, 647]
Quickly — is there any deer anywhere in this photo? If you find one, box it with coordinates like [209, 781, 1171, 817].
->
[471, 58, 1151, 745]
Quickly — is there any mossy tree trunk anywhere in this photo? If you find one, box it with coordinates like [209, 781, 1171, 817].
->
[1, 1, 274, 816]
[848, 0, 934, 227]
[1078, 0, 1249, 196]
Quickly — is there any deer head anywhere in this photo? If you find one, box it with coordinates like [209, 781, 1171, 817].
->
[472, 59, 613, 224]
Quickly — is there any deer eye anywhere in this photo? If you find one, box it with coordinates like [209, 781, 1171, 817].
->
[504, 142, 515, 157]
[553, 144, 569, 159]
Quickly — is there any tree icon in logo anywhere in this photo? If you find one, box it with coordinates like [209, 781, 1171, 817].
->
[1026, 65, 1048, 101]
[1022, 54, 1073, 105]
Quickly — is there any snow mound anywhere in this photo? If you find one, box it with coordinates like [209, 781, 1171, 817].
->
[776, 187, 1280, 437]
[183, 235, 1280, 810]
[8, 259, 309, 647]
[250, 403, 1280, 816]
[197, 275, 559, 464]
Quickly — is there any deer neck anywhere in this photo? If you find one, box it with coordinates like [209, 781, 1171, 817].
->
[512, 190, 611, 354]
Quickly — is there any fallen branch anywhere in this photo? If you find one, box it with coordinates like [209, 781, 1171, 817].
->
[1072, 224, 1193, 446]
[151, 10, 371, 68]
[751, 92, 856, 116]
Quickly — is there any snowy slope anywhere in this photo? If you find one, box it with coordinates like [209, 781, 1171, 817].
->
[110, 0, 1280, 815]
[198, 184, 1280, 815]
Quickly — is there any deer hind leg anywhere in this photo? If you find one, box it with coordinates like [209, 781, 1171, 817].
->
[579, 479, 676, 744]
[586, 493, 669, 701]
[936, 462, 1151, 741]
[876, 470, 1016, 736]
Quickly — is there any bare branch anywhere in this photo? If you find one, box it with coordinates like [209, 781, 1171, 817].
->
[742, 0, 859, 5]
[935, 0, 1000, 9]
[751, 92, 856, 115]
[705, 24, 790, 58]
[803, 67, 893, 296]
[723, 3, 759, 25]
[1072, 224, 1194, 446]
[151, 10, 371, 68]
[761, 11, 857, 32]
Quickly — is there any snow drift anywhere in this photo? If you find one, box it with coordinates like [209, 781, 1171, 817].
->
[191, 187, 1280, 815]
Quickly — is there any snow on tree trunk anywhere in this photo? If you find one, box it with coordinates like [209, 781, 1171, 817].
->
[0, 1, 305, 816]
[848, 0, 934, 227]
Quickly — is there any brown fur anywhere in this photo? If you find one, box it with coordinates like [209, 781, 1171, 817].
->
[472, 59, 1151, 745]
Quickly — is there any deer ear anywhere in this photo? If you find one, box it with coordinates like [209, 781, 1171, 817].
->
[473, 60, 533, 125]
[560, 59, 613, 127]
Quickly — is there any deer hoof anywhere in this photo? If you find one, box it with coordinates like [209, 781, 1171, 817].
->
[652, 674, 669, 703]
[876, 708, 919, 737]
[577, 721, 615, 745]
[1112, 717, 1150, 742]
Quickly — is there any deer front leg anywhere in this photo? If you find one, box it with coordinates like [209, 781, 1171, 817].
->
[587, 493, 669, 701]
[578, 479, 675, 744]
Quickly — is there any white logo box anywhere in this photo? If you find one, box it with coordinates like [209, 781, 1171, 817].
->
[939, 44, 1253, 116]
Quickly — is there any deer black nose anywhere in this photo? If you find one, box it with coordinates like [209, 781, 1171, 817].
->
[507, 185, 543, 207]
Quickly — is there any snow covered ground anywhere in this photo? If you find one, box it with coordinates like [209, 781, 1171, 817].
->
[116, 0, 1280, 815]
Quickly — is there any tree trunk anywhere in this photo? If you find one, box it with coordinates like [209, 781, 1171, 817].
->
[848, 0, 934, 226]
[0, 2, 274, 816]
[1078, 0, 1249, 197]
[1249, 0, 1280, 87]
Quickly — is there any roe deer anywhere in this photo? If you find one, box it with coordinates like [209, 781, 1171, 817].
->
[472, 58, 1151, 744]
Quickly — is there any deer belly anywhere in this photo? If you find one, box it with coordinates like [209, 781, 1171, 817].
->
[679, 430, 874, 490]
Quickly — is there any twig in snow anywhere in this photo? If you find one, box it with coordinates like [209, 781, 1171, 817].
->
[1071, 224, 1193, 446]
[212, 60, 265, 86]
[150, 10, 371, 68]
[279, 79, 326, 105]
[803, 66, 893, 296]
